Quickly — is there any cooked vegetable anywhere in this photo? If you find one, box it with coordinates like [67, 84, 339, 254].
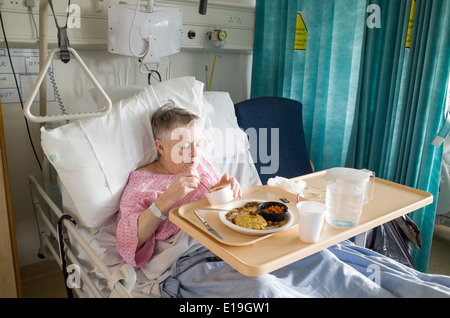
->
[263, 205, 285, 213]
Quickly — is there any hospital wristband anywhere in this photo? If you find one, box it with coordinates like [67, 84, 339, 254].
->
[150, 203, 167, 220]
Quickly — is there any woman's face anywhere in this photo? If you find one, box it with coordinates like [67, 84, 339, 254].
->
[158, 122, 203, 173]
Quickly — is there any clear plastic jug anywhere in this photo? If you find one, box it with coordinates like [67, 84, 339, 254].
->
[323, 168, 374, 228]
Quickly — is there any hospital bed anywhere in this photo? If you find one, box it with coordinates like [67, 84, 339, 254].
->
[19, 0, 450, 298]
[29, 76, 450, 298]
[30, 77, 261, 297]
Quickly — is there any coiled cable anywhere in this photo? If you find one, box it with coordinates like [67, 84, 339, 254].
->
[47, 68, 67, 116]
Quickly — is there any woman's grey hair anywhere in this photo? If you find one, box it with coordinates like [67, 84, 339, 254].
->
[151, 101, 200, 144]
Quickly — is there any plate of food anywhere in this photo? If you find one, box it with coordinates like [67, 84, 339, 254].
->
[218, 200, 294, 236]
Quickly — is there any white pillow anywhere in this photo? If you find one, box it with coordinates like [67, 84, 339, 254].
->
[41, 76, 210, 228]
[41, 123, 118, 228]
[202, 91, 249, 162]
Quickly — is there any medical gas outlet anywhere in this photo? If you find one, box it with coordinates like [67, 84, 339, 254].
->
[207, 25, 227, 42]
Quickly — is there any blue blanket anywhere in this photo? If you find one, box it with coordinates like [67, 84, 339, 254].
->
[160, 240, 450, 298]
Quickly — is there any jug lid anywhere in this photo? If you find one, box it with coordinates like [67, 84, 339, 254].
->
[325, 167, 371, 184]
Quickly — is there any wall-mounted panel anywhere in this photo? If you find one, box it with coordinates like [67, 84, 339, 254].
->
[0, 0, 255, 52]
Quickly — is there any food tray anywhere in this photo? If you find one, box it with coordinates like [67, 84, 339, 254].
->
[170, 171, 433, 277]
[177, 186, 299, 246]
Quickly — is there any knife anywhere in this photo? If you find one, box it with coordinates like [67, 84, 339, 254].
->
[197, 207, 237, 213]
[193, 211, 223, 240]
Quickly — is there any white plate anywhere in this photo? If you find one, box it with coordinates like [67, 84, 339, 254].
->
[219, 199, 294, 236]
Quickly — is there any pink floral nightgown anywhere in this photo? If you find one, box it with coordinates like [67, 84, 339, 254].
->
[116, 157, 220, 267]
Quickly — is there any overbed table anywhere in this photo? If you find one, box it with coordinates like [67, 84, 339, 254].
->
[169, 171, 432, 277]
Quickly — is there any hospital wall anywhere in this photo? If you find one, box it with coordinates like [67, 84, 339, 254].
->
[0, 0, 255, 267]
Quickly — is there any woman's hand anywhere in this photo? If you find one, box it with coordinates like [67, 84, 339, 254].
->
[215, 173, 242, 199]
[137, 165, 199, 247]
[164, 163, 200, 204]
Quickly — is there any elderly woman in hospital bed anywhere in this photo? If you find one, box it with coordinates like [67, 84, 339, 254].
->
[116, 104, 241, 267]
[40, 77, 450, 298]
[115, 99, 450, 298]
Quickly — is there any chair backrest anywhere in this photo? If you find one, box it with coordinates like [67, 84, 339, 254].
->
[234, 97, 312, 185]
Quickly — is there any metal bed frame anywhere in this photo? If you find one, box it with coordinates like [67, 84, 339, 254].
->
[29, 158, 135, 298]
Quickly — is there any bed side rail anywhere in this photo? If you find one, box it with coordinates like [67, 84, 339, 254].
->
[28, 175, 135, 298]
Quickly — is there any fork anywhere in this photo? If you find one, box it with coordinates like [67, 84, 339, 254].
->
[182, 166, 211, 193]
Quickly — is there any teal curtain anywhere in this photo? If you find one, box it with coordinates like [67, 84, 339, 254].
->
[346, 0, 450, 272]
[251, 0, 450, 272]
[252, 0, 367, 169]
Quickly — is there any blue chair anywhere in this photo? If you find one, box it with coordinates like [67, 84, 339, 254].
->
[234, 97, 312, 185]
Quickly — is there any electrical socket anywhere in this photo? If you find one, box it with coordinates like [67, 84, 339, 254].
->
[228, 14, 243, 25]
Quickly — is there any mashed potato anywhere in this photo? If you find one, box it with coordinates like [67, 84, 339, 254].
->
[233, 212, 268, 230]
[225, 201, 287, 231]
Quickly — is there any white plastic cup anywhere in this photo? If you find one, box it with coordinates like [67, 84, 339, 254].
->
[205, 184, 234, 206]
[296, 201, 327, 243]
